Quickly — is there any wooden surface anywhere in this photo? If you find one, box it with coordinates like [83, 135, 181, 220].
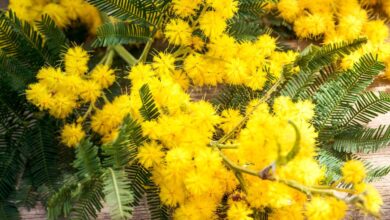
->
[359, 79, 390, 219]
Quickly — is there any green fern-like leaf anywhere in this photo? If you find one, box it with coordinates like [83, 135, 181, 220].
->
[36, 15, 69, 63]
[280, 64, 339, 100]
[212, 85, 263, 113]
[73, 139, 102, 179]
[103, 168, 134, 220]
[365, 164, 390, 182]
[0, 200, 19, 220]
[296, 38, 367, 72]
[127, 163, 150, 206]
[333, 125, 390, 153]
[0, 52, 35, 91]
[0, 148, 23, 201]
[47, 177, 78, 220]
[86, 0, 167, 26]
[139, 84, 160, 121]
[0, 11, 54, 68]
[71, 177, 105, 220]
[227, 17, 266, 41]
[93, 21, 151, 47]
[314, 54, 384, 135]
[25, 118, 59, 188]
[237, 0, 269, 17]
[317, 149, 390, 183]
[146, 182, 169, 220]
[340, 92, 390, 127]
[280, 39, 366, 100]
[103, 116, 146, 169]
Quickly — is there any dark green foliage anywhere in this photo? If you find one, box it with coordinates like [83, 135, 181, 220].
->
[26, 119, 60, 188]
[0, 95, 60, 219]
[0, 11, 70, 219]
[146, 183, 170, 220]
[213, 85, 263, 113]
[104, 168, 134, 220]
[0, 201, 19, 220]
[228, 17, 266, 41]
[0, 11, 67, 92]
[237, 0, 271, 17]
[0, 10, 53, 67]
[315, 54, 384, 131]
[341, 92, 390, 126]
[94, 21, 151, 47]
[333, 125, 390, 153]
[73, 140, 102, 179]
[71, 177, 105, 220]
[86, 0, 169, 26]
[280, 38, 367, 100]
[296, 38, 367, 72]
[47, 178, 78, 219]
[127, 163, 150, 206]
[103, 117, 143, 168]
[36, 15, 69, 63]
[0, 52, 36, 91]
[279, 64, 339, 100]
[139, 84, 160, 120]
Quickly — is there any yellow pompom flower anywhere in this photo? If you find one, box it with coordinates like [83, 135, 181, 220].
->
[207, 0, 239, 19]
[269, 205, 304, 220]
[41, 3, 70, 28]
[36, 67, 65, 91]
[91, 95, 131, 135]
[294, 14, 332, 38]
[199, 11, 227, 39]
[184, 170, 214, 196]
[189, 36, 205, 51]
[59, 0, 84, 21]
[227, 202, 253, 220]
[152, 52, 176, 75]
[341, 160, 366, 184]
[101, 129, 119, 144]
[171, 70, 189, 90]
[159, 184, 186, 206]
[361, 184, 383, 216]
[80, 81, 101, 103]
[220, 109, 243, 133]
[255, 34, 277, 57]
[90, 64, 115, 89]
[172, 0, 202, 18]
[137, 141, 165, 168]
[337, 13, 367, 41]
[246, 180, 292, 209]
[362, 20, 389, 45]
[165, 19, 192, 46]
[245, 69, 267, 91]
[224, 58, 249, 84]
[277, 0, 300, 22]
[65, 46, 89, 76]
[25, 83, 53, 110]
[128, 63, 155, 88]
[48, 93, 77, 119]
[305, 197, 346, 220]
[61, 123, 85, 147]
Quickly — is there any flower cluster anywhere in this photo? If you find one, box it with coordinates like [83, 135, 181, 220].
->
[164, 0, 299, 89]
[9, 0, 101, 34]
[26, 46, 116, 147]
[24, 0, 385, 219]
[273, 0, 390, 77]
